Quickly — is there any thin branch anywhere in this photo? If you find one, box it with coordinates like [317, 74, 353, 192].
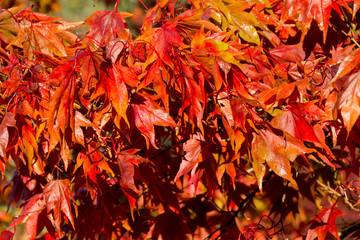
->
[205, 171, 274, 240]
[316, 180, 360, 212]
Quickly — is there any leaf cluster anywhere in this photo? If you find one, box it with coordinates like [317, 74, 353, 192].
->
[1, 0, 360, 239]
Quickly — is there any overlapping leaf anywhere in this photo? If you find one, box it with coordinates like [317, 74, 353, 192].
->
[131, 92, 177, 148]
[251, 126, 312, 190]
[8, 18, 79, 58]
[279, 0, 335, 42]
[228, 7, 260, 45]
[335, 71, 360, 133]
[0, 112, 15, 174]
[175, 132, 204, 181]
[84, 9, 132, 46]
[137, 21, 185, 68]
[74, 142, 114, 186]
[306, 202, 345, 240]
[46, 64, 77, 170]
[42, 180, 77, 230]
[1, 0, 359, 239]
[10, 194, 46, 240]
[117, 149, 147, 217]
[0, 5, 22, 44]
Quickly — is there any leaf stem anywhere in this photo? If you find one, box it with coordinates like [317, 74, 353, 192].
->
[138, 0, 149, 11]
[113, 0, 120, 12]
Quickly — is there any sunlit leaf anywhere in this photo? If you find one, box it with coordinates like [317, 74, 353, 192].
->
[306, 202, 344, 240]
[335, 71, 360, 134]
[251, 127, 311, 190]
[42, 180, 77, 230]
[131, 92, 176, 148]
[84, 9, 131, 46]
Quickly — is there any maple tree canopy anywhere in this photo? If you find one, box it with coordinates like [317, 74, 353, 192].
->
[1, 0, 360, 239]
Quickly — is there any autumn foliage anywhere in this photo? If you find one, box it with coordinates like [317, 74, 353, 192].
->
[1, 0, 360, 239]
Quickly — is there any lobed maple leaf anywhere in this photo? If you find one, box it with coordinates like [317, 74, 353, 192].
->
[131, 92, 177, 148]
[76, 49, 103, 100]
[74, 142, 114, 186]
[270, 108, 335, 167]
[306, 202, 345, 240]
[279, 0, 335, 42]
[251, 126, 312, 191]
[335, 71, 360, 134]
[103, 63, 133, 126]
[117, 149, 146, 192]
[42, 179, 77, 231]
[271, 110, 320, 142]
[174, 132, 204, 182]
[191, 29, 242, 70]
[8, 17, 79, 58]
[117, 149, 147, 218]
[46, 63, 77, 170]
[259, 78, 310, 108]
[136, 21, 185, 69]
[9, 194, 46, 240]
[84, 9, 132, 47]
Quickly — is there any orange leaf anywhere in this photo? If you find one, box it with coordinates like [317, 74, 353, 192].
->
[0, 5, 22, 44]
[251, 127, 312, 191]
[74, 143, 114, 187]
[8, 19, 78, 58]
[138, 22, 185, 68]
[331, 48, 360, 83]
[279, 0, 333, 42]
[46, 64, 77, 170]
[140, 59, 169, 111]
[335, 71, 360, 134]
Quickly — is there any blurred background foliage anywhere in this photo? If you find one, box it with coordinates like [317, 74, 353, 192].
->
[0, 0, 156, 34]
[0, 0, 137, 15]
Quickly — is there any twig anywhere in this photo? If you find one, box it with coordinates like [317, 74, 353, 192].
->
[205, 171, 274, 240]
[316, 180, 360, 212]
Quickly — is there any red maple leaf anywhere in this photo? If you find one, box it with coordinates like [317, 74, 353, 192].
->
[306, 202, 345, 240]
